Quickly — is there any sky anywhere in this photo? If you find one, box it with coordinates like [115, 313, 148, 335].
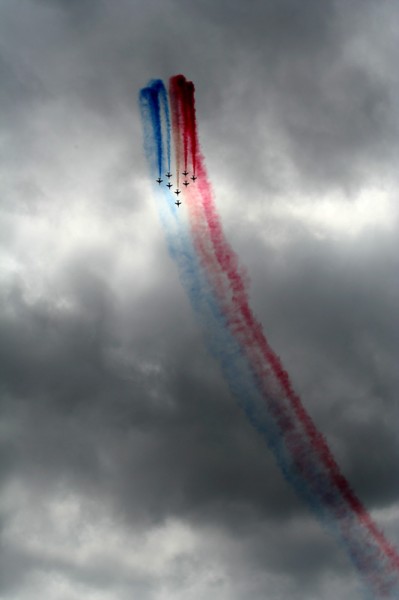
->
[0, 1, 399, 599]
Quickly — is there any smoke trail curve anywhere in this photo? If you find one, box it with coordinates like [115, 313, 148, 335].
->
[139, 76, 399, 599]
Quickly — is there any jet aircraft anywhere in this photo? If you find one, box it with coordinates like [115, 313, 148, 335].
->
[175, 199, 182, 207]
[166, 172, 172, 178]
[183, 180, 190, 187]
[191, 175, 197, 181]
[166, 182, 173, 189]
[182, 170, 189, 176]
[156, 177, 163, 184]
[174, 189, 181, 196]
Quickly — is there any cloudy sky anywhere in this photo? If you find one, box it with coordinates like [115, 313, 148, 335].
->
[1, 1, 399, 598]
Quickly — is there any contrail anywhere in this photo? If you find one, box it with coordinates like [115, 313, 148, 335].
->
[139, 76, 399, 599]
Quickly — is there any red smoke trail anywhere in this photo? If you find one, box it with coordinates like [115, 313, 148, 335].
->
[170, 76, 198, 177]
[194, 163, 399, 574]
[184, 81, 197, 175]
[169, 74, 399, 587]
[169, 77, 184, 188]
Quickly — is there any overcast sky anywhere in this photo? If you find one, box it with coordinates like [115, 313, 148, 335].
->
[1, 1, 399, 599]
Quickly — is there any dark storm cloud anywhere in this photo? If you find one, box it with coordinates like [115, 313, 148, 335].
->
[0, 260, 304, 525]
[195, 0, 398, 192]
[0, 225, 397, 597]
[0, 270, 312, 597]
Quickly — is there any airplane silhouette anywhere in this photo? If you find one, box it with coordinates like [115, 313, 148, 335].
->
[175, 199, 182, 207]
[156, 177, 163, 184]
[183, 180, 190, 187]
[165, 172, 172, 178]
[182, 170, 189, 176]
[166, 182, 173, 189]
[174, 189, 181, 196]
[191, 175, 197, 181]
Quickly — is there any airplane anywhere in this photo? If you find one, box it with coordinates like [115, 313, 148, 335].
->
[166, 182, 173, 189]
[182, 170, 189, 176]
[175, 199, 182, 207]
[156, 177, 163, 184]
[191, 174, 197, 181]
[165, 172, 172, 178]
[183, 180, 190, 187]
[174, 189, 181, 196]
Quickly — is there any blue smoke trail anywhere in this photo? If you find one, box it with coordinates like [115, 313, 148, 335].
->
[139, 80, 163, 178]
[157, 81, 171, 174]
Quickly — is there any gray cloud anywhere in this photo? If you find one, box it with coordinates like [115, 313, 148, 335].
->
[0, 0, 398, 598]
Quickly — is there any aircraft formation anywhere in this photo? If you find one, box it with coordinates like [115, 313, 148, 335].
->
[155, 170, 198, 207]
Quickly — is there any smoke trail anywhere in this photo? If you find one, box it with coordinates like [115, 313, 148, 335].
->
[139, 76, 399, 598]
[140, 82, 289, 470]
[183, 76, 399, 563]
[169, 75, 198, 176]
[139, 82, 353, 558]
[139, 81, 165, 179]
[190, 168, 399, 596]
[169, 77, 186, 188]
[183, 80, 197, 175]
[157, 82, 171, 175]
[166, 75, 399, 597]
